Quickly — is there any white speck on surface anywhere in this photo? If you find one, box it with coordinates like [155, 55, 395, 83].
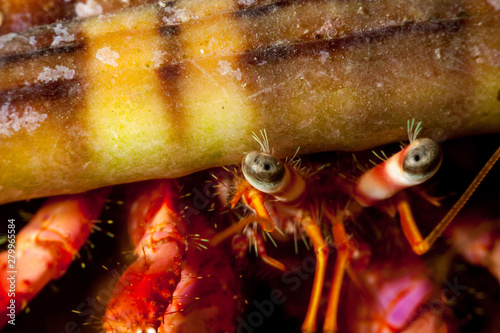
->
[471, 46, 481, 58]
[152, 50, 168, 68]
[96, 47, 120, 66]
[434, 48, 441, 59]
[0, 104, 48, 137]
[315, 18, 343, 38]
[238, 0, 256, 6]
[29, 36, 37, 46]
[37, 65, 75, 83]
[218, 60, 242, 81]
[487, 0, 500, 10]
[318, 50, 330, 64]
[51, 24, 75, 46]
[470, 43, 500, 66]
[0, 33, 17, 49]
[75, 0, 103, 18]
[162, 6, 196, 25]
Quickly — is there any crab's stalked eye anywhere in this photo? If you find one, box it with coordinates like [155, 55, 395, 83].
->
[353, 137, 442, 207]
[242, 151, 285, 192]
[402, 138, 442, 182]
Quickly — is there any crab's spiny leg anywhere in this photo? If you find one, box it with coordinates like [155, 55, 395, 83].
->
[0, 188, 110, 327]
[300, 212, 328, 333]
[323, 209, 352, 333]
[209, 215, 271, 246]
[103, 180, 186, 333]
[252, 231, 286, 272]
[160, 213, 239, 333]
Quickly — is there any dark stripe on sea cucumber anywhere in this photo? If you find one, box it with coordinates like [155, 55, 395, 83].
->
[240, 19, 465, 65]
[158, 0, 179, 8]
[235, 1, 290, 18]
[234, 0, 334, 18]
[0, 79, 82, 104]
[155, 2, 186, 136]
[0, 43, 85, 67]
[158, 63, 183, 82]
[159, 25, 181, 36]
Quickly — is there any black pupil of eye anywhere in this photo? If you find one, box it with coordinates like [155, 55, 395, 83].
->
[402, 138, 442, 180]
[264, 163, 270, 171]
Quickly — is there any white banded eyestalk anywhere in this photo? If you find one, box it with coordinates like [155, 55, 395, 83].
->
[353, 138, 442, 207]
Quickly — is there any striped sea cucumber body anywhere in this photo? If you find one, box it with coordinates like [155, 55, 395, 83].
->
[1, 0, 499, 204]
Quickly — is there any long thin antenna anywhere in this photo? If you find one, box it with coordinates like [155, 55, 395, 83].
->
[422, 145, 500, 250]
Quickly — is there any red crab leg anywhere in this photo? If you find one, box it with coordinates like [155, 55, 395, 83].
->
[159, 214, 239, 333]
[323, 209, 353, 333]
[300, 211, 329, 333]
[103, 180, 187, 333]
[0, 188, 110, 327]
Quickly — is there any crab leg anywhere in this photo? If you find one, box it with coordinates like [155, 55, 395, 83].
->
[159, 213, 240, 333]
[323, 210, 352, 333]
[0, 188, 110, 327]
[103, 180, 187, 333]
[300, 211, 329, 333]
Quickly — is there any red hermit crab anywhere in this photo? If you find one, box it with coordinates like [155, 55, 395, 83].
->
[0, 0, 500, 332]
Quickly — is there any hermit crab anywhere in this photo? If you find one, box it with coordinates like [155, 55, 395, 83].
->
[0, 0, 500, 332]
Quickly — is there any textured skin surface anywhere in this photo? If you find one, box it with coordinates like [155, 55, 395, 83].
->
[0, 0, 499, 204]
